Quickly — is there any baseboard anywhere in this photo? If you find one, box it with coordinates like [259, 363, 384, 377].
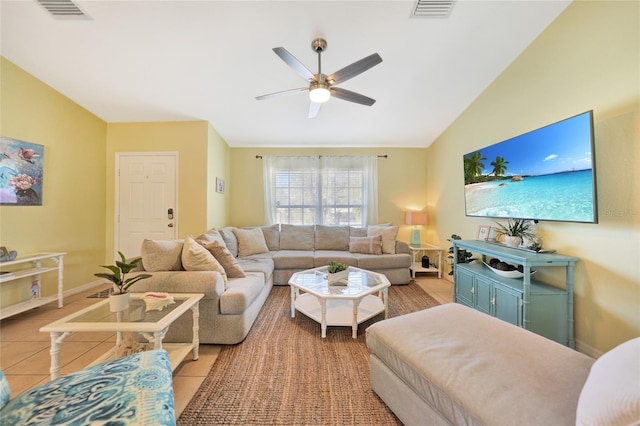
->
[575, 339, 602, 358]
[64, 279, 108, 297]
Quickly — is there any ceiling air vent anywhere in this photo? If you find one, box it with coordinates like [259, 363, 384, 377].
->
[35, 0, 90, 19]
[411, 0, 455, 18]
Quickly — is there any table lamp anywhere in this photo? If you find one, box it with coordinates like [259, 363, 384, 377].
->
[405, 211, 427, 246]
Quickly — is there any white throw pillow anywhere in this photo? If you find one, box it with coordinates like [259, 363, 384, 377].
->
[367, 225, 399, 254]
[233, 227, 269, 257]
[140, 239, 184, 271]
[576, 337, 640, 426]
[181, 236, 227, 283]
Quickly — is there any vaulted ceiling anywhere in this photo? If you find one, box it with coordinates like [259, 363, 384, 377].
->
[1, 0, 571, 148]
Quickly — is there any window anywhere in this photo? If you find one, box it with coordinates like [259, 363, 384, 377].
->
[263, 156, 378, 226]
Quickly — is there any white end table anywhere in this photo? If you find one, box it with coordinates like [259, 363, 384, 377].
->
[408, 243, 444, 278]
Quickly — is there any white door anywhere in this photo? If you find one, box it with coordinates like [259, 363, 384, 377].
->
[116, 152, 178, 257]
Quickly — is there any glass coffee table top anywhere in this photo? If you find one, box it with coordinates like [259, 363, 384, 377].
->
[290, 266, 389, 298]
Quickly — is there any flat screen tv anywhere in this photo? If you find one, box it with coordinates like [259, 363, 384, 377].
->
[463, 110, 597, 223]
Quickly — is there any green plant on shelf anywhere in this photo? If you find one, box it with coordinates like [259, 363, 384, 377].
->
[327, 261, 348, 274]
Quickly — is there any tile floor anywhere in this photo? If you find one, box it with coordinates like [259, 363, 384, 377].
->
[0, 275, 452, 417]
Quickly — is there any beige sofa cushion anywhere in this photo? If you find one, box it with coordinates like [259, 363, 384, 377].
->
[220, 273, 265, 315]
[140, 239, 184, 271]
[349, 235, 383, 255]
[220, 227, 238, 257]
[315, 225, 349, 251]
[349, 226, 367, 238]
[280, 224, 314, 250]
[202, 241, 246, 278]
[313, 251, 357, 268]
[273, 250, 315, 269]
[261, 225, 280, 251]
[234, 228, 269, 257]
[181, 236, 227, 283]
[367, 225, 399, 254]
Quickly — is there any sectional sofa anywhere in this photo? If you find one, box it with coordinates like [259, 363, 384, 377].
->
[128, 224, 412, 344]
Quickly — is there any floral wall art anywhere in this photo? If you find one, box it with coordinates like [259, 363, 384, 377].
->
[0, 137, 44, 206]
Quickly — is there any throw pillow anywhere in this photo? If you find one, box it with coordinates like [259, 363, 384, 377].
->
[140, 239, 184, 271]
[195, 228, 226, 247]
[202, 241, 246, 278]
[349, 235, 383, 255]
[576, 337, 640, 426]
[220, 227, 238, 257]
[181, 236, 227, 282]
[233, 227, 269, 257]
[367, 225, 399, 254]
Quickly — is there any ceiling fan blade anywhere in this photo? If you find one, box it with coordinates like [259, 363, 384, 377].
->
[308, 102, 321, 119]
[255, 87, 308, 101]
[273, 47, 315, 81]
[331, 87, 376, 106]
[327, 53, 382, 85]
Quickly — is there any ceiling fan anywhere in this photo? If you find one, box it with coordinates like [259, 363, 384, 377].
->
[255, 38, 383, 118]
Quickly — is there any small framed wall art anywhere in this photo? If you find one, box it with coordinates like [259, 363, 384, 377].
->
[216, 177, 225, 194]
[0, 137, 44, 206]
[477, 225, 491, 241]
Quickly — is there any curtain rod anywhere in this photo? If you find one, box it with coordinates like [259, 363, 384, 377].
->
[255, 155, 388, 159]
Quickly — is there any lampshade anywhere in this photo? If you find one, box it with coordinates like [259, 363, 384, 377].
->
[404, 211, 427, 226]
[309, 82, 331, 103]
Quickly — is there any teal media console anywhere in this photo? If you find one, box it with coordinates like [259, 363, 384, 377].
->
[451, 240, 578, 347]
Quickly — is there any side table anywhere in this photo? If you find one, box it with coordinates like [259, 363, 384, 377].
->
[408, 243, 444, 278]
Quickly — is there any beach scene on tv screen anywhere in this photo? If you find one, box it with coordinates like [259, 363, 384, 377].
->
[464, 112, 595, 222]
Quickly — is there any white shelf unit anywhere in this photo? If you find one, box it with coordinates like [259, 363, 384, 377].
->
[408, 243, 444, 278]
[0, 252, 66, 320]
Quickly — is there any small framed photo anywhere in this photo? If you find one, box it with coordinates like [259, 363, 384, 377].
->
[477, 225, 491, 241]
[216, 178, 225, 194]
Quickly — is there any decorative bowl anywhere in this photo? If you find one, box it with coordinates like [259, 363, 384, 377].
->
[482, 261, 536, 279]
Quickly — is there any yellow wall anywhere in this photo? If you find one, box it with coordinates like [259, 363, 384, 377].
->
[0, 57, 107, 304]
[206, 124, 231, 230]
[426, 0, 640, 355]
[229, 148, 429, 243]
[105, 121, 230, 258]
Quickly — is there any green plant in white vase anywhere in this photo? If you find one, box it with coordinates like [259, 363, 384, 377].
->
[95, 252, 152, 312]
[327, 261, 348, 274]
[95, 251, 152, 294]
[494, 218, 536, 248]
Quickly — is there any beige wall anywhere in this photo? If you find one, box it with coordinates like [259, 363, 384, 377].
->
[0, 57, 107, 304]
[426, 0, 639, 355]
[230, 148, 429, 243]
[105, 121, 231, 258]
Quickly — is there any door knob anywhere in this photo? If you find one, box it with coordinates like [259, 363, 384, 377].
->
[168, 223, 174, 227]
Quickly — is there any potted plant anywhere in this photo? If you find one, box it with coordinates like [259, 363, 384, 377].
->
[95, 251, 152, 312]
[327, 261, 349, 283]
[494, 218, 536, 248]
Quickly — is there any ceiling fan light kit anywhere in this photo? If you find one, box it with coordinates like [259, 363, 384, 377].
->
[309, 82, 331, 104]
[256, 38, 382, 118]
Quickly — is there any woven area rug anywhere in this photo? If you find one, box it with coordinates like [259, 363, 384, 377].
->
[179, 282, 440, 425]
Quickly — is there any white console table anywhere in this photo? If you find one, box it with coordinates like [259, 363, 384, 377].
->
[0, 252, 66, 320]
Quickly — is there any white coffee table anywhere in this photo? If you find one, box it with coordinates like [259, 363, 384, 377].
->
[289, 266, 390, 338]
[40, 292, 203, 380]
